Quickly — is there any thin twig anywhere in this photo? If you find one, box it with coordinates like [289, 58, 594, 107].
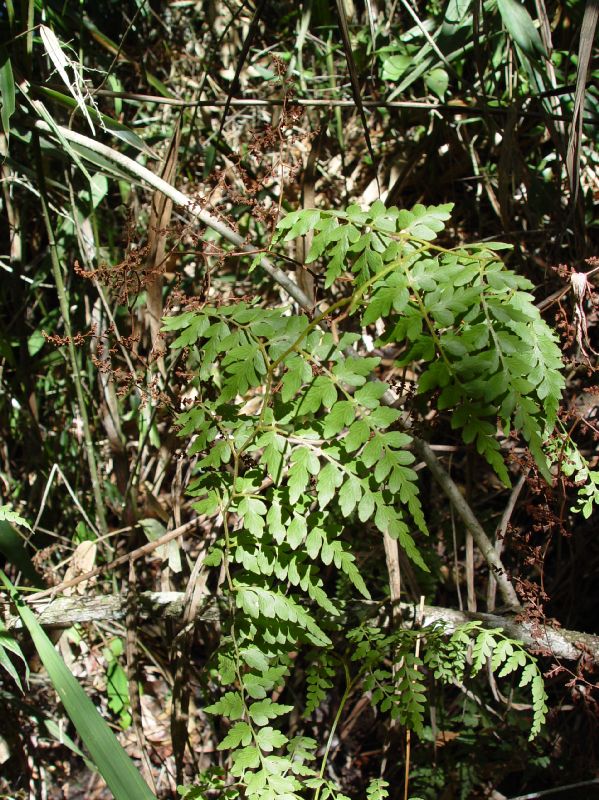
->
[412, 439, 521, 610]
[487, 474, 528, 612]
[383, 532, 402, 621]
[87, 89, 593, 122]
[35, 136, 108, 537]
[25, 517, 203, 602]
[31, 463, 98, 537]
[404, 595, 425, 800]
[506, 778, 599, 800]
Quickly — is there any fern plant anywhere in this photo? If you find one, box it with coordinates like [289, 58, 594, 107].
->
[163, 201, 577, 799]
[275, 201, 565, 483]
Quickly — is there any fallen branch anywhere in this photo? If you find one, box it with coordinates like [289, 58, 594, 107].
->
[4, 592, 597, 664]
[26, 517, 204, 602]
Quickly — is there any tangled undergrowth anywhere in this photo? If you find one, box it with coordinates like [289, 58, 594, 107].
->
[0, 2, 598, 799]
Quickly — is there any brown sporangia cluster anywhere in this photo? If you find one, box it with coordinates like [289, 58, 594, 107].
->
[203, 56, 312, 234]
[42, 326, 97, 347]
[31, 544, 61, 587]
[72, 212, 189, 308]
[545, 646, 598, 709]
[89, 325, 142, 390]
[74, 246, 158, 309]
[498, 451, 568, 628]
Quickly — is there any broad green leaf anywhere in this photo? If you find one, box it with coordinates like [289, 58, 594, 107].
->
[279, 208, 321, 240]
[344, 420, 370, 452]
[256, 726, 288, 752]
[323, 401, 355, 438]
[287, 514, 307, 549]
[339, 475, 362, 516]
[249, 699, 293, 726]
[0, 46, 15, 146]
[316, 462, 343, 508]
[231, 745, 261, 774]
[381, 54, 412, 81]
[354, 381, 388, 408]
[205, 691, 245, 720]
[425, 68, 449, 99]
[496, 0, 547, 58]
[358, 491, 375, 522]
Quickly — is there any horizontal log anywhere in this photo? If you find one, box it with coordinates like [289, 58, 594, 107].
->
[3, 592, 598, 664]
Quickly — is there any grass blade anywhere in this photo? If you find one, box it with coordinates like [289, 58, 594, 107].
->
[0, 617, 28, 691]
[146, 121, 181, 375]
[35, 85, 156, 155]
[1, 572, 157, 800]
[497, 0, 547, 59]
[39, 24, 95, 134]
[334, 0, 379, 184]
[0, 519, 43, 586]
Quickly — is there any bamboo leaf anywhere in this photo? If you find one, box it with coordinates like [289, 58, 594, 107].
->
[565, 0, 599, 202]
[27, 93, 93, 182]
[35, 85, 155, 155]
[39, 25, 95, 134]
